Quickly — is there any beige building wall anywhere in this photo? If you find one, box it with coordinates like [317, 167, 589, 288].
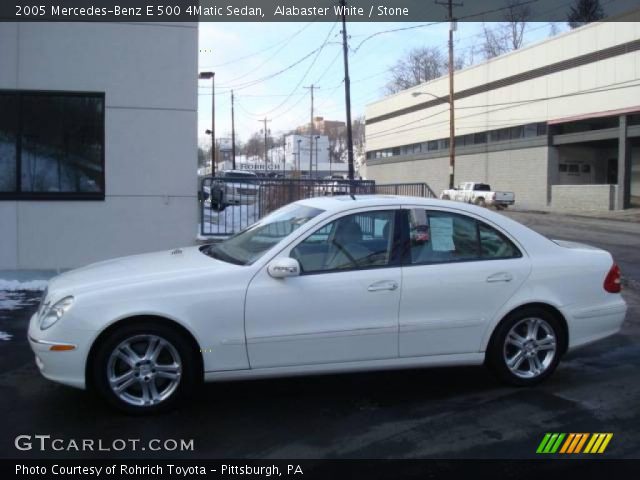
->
[368, 145, 551, 208]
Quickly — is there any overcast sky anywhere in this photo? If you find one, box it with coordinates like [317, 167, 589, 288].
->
[197, 20, 564, 146]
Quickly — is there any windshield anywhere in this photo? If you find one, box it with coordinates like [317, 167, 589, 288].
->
[205, 203, 325, 265]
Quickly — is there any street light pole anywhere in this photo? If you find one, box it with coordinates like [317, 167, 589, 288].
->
[231, 90, 236, 170]
[198, 71, 215, 175]
[315, 135, 320, 177]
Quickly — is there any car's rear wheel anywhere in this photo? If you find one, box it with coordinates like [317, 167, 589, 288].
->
[92, 323, 199, 414]
[475, 197, 486, 207]
[487, 307, 564, 386]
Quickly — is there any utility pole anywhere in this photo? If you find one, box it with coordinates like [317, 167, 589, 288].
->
[304, 85, 318, 177]
[231, 90, 236, 170]
[436, 0, 462, 189]
[198, 71, 215, 175]
[258, 117, 272, 170]
[339, 0, 355, 183]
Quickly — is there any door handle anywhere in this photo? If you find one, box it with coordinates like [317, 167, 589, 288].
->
[486, 272, 513, 283]
[368, 280, 398, 292]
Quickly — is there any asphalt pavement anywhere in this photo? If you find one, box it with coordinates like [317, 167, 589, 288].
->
[1, 211, 638, 459]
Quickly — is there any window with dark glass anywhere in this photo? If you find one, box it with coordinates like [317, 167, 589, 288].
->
[0, 91, 104, 199]
[0, 94, 18, 192]
[427, 140, 439, 151]
[291, 210, 396, 274]
[479, 223, 521, 259]
[407, 210, 521, 265]
[473, 132, 487, 144]
[408, 210, 479, 265]
[510, 126, 524, 140]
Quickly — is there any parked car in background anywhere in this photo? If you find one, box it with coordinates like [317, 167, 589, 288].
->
[29, 196, 626, 413]
[314, 175, 351, 196]
[208, 170, 260, 209]
[441, 182, 515, 209]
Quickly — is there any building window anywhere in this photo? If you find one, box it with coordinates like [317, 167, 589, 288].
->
[559, 164, 568, 173]
[581, 164, 591, 173]
[427, 140, 438, 151]
[0, 90, 105, 200]
[509, 126, 524, 140]
[536, 123, 548, 136]
[473, 132, 487, 144]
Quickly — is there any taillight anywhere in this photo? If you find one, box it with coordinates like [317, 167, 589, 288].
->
[604, 263, 622, 293]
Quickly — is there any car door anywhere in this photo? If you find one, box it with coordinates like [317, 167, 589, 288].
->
[245, 207, 403, 369]
[398, 207, 531, 357]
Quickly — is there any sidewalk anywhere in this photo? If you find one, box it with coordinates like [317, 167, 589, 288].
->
[508, 206, 640, 223]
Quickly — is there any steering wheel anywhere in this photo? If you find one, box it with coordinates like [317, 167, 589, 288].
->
[330, 240, 361, 268]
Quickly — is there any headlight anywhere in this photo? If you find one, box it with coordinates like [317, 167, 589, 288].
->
[40, 296, 74, 330]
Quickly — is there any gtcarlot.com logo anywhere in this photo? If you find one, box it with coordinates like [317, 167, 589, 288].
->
[536, 433, 613, 454]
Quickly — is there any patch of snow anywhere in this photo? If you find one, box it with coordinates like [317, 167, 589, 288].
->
[0, 331, 13, 341]
[0, 279, 48, 291]
[201, 204, 259, 236]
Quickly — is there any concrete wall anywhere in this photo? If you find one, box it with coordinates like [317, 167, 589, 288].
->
[551, 184, 617, 211]
[365, 156, 451, 199]
[0, 23, 198, 270]
[367, 145, 550, 209]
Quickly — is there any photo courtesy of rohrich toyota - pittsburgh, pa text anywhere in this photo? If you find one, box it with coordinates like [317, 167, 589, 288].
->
[1, 0, 640, 478]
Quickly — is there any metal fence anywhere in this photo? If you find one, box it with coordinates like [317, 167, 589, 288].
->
[199, 176, 435, 237]
[375, 182, 437, 198]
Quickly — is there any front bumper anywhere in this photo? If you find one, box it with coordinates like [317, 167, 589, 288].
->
[27, 312, 93, 390]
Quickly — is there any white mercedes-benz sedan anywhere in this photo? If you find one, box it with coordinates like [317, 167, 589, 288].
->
[29, 196, 627, 413]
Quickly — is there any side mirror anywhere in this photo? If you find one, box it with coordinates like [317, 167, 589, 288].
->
[268, 257, 300, 279]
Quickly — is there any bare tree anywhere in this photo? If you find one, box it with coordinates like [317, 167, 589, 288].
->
[548, 22, 562, 37]
[482, 0, 532, 59]
[567, 0, 605, 29]
[384, 46, 446, 95]
[384, 46, 466, 95]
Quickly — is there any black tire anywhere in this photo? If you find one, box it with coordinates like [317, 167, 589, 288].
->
[475, 197, 486, 208]
[486, 307, 564, 387]
[91, 321, 200, 415]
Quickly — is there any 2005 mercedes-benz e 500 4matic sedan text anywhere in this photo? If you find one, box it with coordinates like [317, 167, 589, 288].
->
[29, 196, 627, 413]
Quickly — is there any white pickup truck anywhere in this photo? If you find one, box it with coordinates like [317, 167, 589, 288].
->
[440, 182, 515, 209]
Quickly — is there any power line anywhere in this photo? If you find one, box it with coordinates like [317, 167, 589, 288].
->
[200, 21, 317, 68]
[228, 22, 338, 117]
[217, 23, 339, 91]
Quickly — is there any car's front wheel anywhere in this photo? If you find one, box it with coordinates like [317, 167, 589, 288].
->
[91, 322, 199, 414]
[487, 308, 564, 386]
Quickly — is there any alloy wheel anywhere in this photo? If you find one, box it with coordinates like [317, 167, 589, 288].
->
[502, 317, 557, 379]
[107, 334, 182, 407]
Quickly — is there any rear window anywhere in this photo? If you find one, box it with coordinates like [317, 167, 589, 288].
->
[474, 184, 491, 191]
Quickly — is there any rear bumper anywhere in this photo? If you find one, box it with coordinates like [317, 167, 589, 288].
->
[565, 298, 627, 350]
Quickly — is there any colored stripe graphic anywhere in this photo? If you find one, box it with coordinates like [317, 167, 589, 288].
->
[585, 433, 614, 454]
[536, 433, 566, 453]
[537, 433, 613, 454]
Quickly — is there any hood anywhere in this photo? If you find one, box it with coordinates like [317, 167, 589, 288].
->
[47, 246, 235, 296]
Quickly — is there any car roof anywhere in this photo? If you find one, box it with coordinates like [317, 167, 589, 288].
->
[296, 195, 451, 211]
